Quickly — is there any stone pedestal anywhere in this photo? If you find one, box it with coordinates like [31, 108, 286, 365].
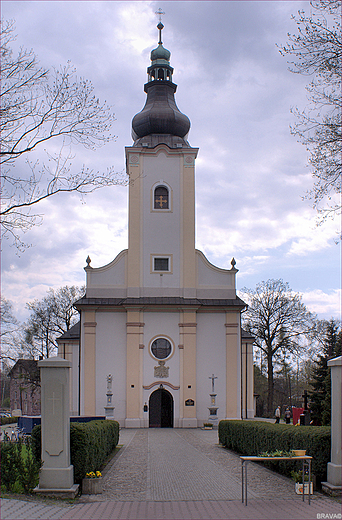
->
[34, 357, 79, 498]
[322, 356, 341, 497]
[82, 477, 103, 494]
[105, 374, 115, 418]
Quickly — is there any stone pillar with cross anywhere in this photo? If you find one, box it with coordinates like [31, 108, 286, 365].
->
[34, 357, 79, 497]
[322, 356, 342, 496]
[208, 374, 219, 428]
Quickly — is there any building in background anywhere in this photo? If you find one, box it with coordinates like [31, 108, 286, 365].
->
[9, 359, 41, 416]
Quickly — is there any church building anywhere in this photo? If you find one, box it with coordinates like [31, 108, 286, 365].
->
[58, 21, 254, 427]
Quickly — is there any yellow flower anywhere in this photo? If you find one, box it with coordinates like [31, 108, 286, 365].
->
[85, 470, 101, 478]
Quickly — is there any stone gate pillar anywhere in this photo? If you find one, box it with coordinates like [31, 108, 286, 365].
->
[34, 356, 79, 498]
[322, 356, 342, 496]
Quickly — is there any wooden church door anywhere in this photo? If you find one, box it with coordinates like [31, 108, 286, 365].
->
[149, 388, 173, 428]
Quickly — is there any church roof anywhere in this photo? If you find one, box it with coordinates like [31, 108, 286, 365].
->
[56, 321, 80, 342]
[241, 328, 255, 341]
[74, 296, 246, 309]
[131, 20, 190, 146]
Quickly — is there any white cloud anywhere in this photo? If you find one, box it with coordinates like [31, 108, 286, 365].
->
[1, 1, 339, 324]
[301, 289, 341, 320]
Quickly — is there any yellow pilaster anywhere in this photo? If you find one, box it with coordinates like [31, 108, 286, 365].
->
[242, 339, 254, 418]
[182, 160, 196, 291]
[126, 308, 144, 419]
[225, 312, 240, 418]
[126, 151, 142, 293]
[83, 311, 96, 415]
[180, 309, 197, 419]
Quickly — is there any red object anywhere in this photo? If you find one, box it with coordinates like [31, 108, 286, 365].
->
[292, 407, 304, 425]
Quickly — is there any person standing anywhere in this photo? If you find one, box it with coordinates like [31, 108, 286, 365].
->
[275, 406, 281, 423]
[284, 407, 291, 424]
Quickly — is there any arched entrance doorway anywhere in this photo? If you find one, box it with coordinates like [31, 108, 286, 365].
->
[149, 388, 173, 428]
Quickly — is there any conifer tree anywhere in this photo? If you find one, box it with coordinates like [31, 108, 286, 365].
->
[309, 319, 341, 425]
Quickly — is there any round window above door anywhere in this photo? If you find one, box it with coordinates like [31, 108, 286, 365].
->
[151, 338, 172, 359]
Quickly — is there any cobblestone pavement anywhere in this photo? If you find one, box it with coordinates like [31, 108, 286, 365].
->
[98, 428, 295, 501]
[1, 428, 341, 520]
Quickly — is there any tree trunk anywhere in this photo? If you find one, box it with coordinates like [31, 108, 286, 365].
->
[267, 351, 274, 415]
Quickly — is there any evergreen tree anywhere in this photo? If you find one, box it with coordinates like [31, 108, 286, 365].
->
[309, 319, 341, 425]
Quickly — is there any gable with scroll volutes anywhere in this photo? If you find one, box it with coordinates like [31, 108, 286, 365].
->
[196, 250, 235, 291]
[86, 249, 127, 297]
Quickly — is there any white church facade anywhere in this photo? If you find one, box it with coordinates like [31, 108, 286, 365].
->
[58, 21, 254, 427]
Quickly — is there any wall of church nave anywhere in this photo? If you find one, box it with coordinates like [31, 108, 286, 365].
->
[196, 313, 227, 425]
[142, 311, 180, 386]
[142, 311, 181, 425]
[94, 312, 127, 423]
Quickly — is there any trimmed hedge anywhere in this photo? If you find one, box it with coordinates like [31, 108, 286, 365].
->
[1, 416, 19, 426]
[31, 419, 120, 482]
[218, 420, 331, 483]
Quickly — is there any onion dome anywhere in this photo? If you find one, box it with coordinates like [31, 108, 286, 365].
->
[131, 21, 191, 147]
[151, 23, 171, 62]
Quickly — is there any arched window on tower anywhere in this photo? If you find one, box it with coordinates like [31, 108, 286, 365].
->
[158, 68, 164, 80]
[154, 186, 169, 209]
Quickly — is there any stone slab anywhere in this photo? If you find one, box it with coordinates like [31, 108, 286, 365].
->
[33, 483, 79, 499]
[321, 481, 342, 497]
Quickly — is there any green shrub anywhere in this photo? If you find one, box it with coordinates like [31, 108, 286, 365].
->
[32, 420, 120, 483]
[16, 437, 42, 493]
[31, 424, 41, 462]
[0, 442, 20, 491]
[0, 437, 40, 493]
[218, 420, 330, 483]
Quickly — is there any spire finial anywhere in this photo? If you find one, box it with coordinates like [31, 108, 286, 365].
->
[155, 8, 165, 44]
[155, 7, 165, 23]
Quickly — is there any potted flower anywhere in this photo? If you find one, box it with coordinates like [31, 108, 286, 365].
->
[291, 470, 313, 495]
[82, 471, 103, 494]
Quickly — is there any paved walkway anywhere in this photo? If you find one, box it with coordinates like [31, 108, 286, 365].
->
[1, 428, 341, 519]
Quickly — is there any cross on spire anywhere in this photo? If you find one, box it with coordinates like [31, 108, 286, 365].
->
[155, 8, 165, 44]
[155, 8, 165, 23]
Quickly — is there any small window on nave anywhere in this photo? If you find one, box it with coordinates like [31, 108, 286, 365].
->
[154, 186, 169, 209]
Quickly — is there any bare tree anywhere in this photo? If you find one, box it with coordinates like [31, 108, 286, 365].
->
[278, 1, 341, 220]
[240, 279, 316, 415]
[0, 20, 127, 250]
[24, 285, 84, 358]
[0, 296, 25, 363]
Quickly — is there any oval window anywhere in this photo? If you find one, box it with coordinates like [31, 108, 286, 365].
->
[151, 338, 172, 359]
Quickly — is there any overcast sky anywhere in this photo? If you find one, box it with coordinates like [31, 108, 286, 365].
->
[1, 0, 341, 324]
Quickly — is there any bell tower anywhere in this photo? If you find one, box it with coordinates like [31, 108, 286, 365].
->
[126, 20, 199, 299]
[76, 16, 248, 427]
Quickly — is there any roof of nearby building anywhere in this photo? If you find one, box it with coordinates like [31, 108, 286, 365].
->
[9, 359, 38, 377]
